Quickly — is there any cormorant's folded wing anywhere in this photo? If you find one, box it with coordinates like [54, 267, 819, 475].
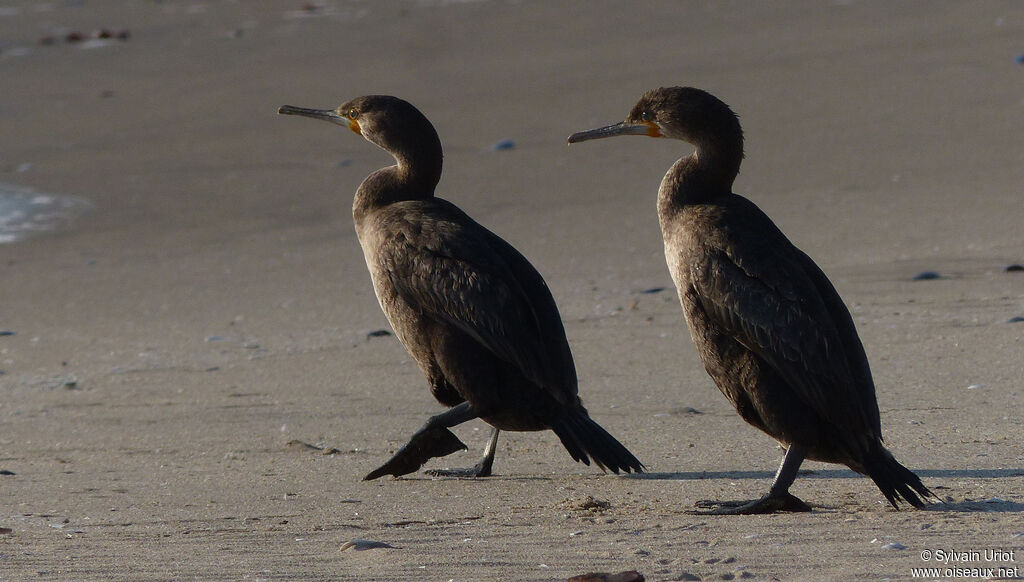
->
[377, 201, 578, 405]
[691, 245, 881, 442]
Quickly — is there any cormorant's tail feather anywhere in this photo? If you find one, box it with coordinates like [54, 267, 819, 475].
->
[550, 410, 645, 474]
[863, 448, 934, 509]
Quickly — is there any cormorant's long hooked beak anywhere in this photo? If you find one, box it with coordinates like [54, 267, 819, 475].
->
[278, 105, 360, 134]
[567, 121, 660, 144]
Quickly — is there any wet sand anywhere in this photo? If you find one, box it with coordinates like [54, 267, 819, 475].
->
[2, 1, 1023, 580]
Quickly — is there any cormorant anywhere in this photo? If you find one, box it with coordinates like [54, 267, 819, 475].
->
[568, 87, 932, 513]
[279, 95, 644, 480]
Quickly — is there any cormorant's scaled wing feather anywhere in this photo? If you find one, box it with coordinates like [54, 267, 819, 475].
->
[690, 246, 880, 438]
[377, 201, 577, 404]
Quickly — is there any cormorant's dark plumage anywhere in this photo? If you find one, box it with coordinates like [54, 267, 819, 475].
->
[279, 95, 643, 479]
[569, 87, 932, 513]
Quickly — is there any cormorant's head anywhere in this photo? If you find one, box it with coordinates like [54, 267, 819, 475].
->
[568, 86, 743, 152]
[279, 95, 439, 159]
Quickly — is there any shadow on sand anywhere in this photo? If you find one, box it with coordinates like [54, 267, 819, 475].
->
[624, 468, 1024, 513]
[625, 468, 1024, 481]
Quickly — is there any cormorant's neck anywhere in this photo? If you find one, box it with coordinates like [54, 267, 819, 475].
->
[353, 136, 443, 221]
[657, 136, 742, 216]
[393, 137, 443, 195]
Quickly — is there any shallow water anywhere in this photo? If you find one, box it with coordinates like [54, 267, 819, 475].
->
[0, 183, 92, 243]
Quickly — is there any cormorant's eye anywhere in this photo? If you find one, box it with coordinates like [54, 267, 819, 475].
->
[347, 108, 359, 119]
[640, 111, 653, 122]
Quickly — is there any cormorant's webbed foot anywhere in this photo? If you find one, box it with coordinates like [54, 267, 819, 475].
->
[691, 444, 812, 514]
[689, 492, 812, 515]
[424, 426, 499, 478]
[363, 427, 467, 480]
[424, 459, 493, 478]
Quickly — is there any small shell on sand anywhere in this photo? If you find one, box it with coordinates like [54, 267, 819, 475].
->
[285, 439, 339, 454]
[567, 571, 644, 582]
[339, 539, 396, 552]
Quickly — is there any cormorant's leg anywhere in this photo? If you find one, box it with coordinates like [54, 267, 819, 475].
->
[690, 444, 813, 515]
[426, 426, 500, 478]
[363, 402, 478, 480]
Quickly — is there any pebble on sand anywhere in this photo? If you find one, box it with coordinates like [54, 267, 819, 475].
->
[912, 271, 942, 281]
[491, 139, 516, 151]
[881, 542, 907, 550]
[1007, 316, 1024, 323]
[562, 495, 611, 512]
[95, 29, 131, 41]
[1005, 264, 1024, 272]
[40, 29, 130, 45]
[567, 571, 644, 582]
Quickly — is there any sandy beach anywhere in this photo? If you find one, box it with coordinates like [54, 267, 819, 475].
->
[2, 1, 1023, 580]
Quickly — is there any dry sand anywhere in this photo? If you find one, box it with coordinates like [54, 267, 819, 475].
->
[2, 1, 1023, 580]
